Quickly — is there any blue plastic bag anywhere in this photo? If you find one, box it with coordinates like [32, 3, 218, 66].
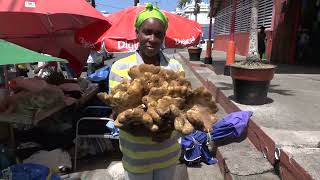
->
[87, 66, 111, 93]
[4, 163, 60, 180]
[87, 66, 111, 82]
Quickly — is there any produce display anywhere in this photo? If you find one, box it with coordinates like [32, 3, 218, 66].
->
[2, 78, 65, 117]
[98, 64, 219, 140]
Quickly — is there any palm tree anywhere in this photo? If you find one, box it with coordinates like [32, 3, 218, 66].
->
[178, 0, 202, 22]
[247, 0, 259, 60]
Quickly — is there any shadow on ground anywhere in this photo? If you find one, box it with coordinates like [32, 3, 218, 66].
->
[274, 64, 320, 74]
[216, 82, 296, 97]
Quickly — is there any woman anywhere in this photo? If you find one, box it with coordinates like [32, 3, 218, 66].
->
[108, 3, 184, 180]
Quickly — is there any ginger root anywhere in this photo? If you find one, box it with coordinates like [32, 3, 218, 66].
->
[97, 64, 219, 139]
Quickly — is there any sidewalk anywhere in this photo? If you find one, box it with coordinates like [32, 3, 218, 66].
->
[176, 50, 320, 180]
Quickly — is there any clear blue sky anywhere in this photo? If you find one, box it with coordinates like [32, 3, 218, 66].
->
[95, 0, 209, 13]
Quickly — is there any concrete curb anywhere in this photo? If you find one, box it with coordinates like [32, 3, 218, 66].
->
[178, 52, 313, 180]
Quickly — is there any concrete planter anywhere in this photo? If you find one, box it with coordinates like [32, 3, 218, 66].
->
[230, 64, 276, 105]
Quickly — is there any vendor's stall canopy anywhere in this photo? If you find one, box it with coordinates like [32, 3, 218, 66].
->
[0, 39, 67, 65]
[0, 0, 111, 76]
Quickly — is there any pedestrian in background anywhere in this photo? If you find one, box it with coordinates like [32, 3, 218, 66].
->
[258, 25, 267, 60]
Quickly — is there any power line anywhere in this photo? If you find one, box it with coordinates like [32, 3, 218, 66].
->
[95, 2, 124, 10]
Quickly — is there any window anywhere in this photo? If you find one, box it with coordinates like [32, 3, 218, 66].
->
[257, 0, 273, 30]
[214, 0, 273, 35]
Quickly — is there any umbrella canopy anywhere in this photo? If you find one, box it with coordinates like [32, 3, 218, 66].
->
[0, 0, 110, 40]
[0, 39, 67, 65]
[181, 130, 217, 165]
[180, 111, 252, 164]
[0, 0, 111, 76]
[76, 5, 203, 52]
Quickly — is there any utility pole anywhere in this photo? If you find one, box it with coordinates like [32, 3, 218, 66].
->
[194, 0, 199, 22]
[134, 0, 139, 6]
[204, 0, 214, 64]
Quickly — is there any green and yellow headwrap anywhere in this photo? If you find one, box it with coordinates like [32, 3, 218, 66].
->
[134, 3, 169, 30]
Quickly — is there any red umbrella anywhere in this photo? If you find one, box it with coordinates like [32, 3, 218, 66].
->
[0, 0, 111, 76]
[76, 5, 203, 52]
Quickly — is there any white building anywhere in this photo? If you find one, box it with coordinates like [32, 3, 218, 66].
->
[175, 1, 214, 47]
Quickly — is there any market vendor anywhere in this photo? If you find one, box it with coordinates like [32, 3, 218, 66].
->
[108, 3, 183, 180]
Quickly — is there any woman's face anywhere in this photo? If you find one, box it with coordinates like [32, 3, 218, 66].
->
[136, 18, 166, 57]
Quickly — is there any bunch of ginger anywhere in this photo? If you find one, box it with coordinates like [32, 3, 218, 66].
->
[97, 64, 218, 141]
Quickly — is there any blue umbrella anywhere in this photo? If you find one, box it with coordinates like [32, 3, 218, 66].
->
[181, 130, 217, 165]
[181, 111, 252, 164]
[211, 111, 252, 140]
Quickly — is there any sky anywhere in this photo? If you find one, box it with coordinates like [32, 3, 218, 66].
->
[95, 0, 209, 13]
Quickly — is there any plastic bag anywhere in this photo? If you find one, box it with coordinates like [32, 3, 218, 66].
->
[1, 163, 60, 180]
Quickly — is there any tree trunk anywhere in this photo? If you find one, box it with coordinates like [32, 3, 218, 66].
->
[248, 0, 259, 55]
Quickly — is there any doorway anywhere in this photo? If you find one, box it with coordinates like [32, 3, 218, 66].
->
[295, 0, 320, 65]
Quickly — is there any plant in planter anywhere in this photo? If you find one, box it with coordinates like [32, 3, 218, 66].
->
[230, 0, 276, 105]
[178, 0, 203, 61]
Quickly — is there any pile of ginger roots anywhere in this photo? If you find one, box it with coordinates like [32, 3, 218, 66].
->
[97, 64, 219, 141]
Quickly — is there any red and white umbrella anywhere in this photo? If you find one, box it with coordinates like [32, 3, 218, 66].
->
[76, 5, 203, 52]
[0, 0, 111, 76]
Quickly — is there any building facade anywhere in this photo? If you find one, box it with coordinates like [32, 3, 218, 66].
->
[213, 0, 320, 65]
[175, 1, 214, 46]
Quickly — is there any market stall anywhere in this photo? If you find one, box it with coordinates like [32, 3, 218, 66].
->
[0, 40, 102, 175]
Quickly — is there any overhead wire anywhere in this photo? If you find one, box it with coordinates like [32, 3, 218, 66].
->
[95, 1, 125, 10]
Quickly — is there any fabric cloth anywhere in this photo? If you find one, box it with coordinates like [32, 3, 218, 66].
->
[134, 3, 168, 30]
[86, 50, 105, 76]
[211, 111, 252, 141]
[23, 149, 72, 170]
[108, 51, 184, 173]
[109, 51, 183, 92]
[37, 62, 53, 78]
[106, 121, 119, 137]
[124, 164, 176, 180]
[86, 50, 104, 64]
[181, 131, 217, 165]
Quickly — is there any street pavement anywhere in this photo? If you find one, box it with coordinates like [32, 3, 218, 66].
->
[176, 49, 320, 180]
